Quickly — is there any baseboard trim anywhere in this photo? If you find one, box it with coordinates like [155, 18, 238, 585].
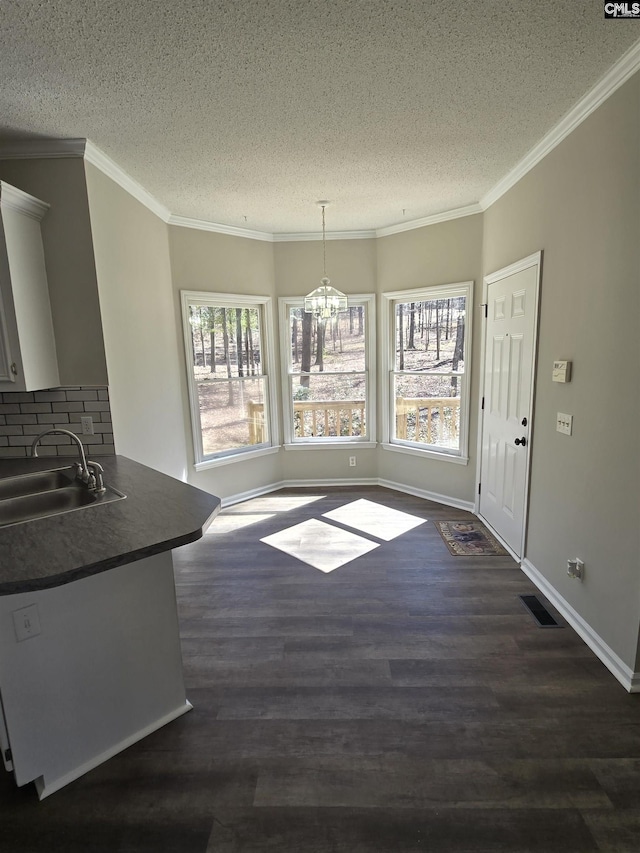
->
[221, 481, 287, 508]
[281, 477, 380, 489]
[222, 478, 475, 512]
[221, 479, 377, 509]
[521, 558, 639, 693]
[34, 701, 193, 799]
[378, 479, 475, 512]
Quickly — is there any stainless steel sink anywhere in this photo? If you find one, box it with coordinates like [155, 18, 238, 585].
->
[0, 467, 126, 528]
[0, 467, 77, 501]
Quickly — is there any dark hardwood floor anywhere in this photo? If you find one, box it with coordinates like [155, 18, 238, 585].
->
[1, 486, 639, 852]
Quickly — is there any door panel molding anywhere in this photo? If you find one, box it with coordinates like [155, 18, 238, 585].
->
[475, 251, 542, 560]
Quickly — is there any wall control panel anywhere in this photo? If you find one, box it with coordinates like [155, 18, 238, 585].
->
[567, 558, 584, 580]
[552, 360, 572, 383]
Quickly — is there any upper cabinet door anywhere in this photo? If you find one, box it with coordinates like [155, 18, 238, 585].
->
[0, 182, 60, 392]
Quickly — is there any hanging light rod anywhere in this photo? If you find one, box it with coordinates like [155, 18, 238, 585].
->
[304, 201, 348, 321]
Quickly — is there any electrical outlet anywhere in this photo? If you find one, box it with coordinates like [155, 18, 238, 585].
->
[349, 456, 356, 467]
[556, 412, 573, 435]
[80, 416, 94, 435]
[13, 604, 41, 642]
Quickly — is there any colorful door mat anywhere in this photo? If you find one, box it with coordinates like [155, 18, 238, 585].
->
[434, 520, 509, 556]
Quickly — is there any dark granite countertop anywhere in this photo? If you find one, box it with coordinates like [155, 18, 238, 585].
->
[0, 455, 220, 595]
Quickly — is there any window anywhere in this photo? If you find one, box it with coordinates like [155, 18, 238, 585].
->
[279, 295, 376, 447]
[382, 282, 473, 463]
[181, 291, 277, 468]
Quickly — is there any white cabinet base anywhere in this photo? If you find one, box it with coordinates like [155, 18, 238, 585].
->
[0, 552, 190, 799]
[34, 699, 192, 800]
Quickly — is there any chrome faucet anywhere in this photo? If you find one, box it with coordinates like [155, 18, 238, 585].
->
[85, 460, 106, 494]
[31, 428, 106, 494]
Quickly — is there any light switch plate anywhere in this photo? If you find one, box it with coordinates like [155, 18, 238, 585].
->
[13, 604, 41, 641]
[556, 412, 573, 435]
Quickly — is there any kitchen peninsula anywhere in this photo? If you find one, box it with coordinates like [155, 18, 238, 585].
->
[0, 455, 220, 799]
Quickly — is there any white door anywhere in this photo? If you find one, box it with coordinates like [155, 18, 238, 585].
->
[478, 253, 541, 558]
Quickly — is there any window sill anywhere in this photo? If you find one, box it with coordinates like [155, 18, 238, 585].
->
[381, 442, 468, 465]
[194, 445, 280, 471]
[284, 441, 377, 451]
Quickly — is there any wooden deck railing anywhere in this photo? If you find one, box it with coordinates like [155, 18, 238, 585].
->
[293, 399, 366, 439]
[248, 399, 266, 444]
[248, 399, 365, 441]
[395, 397, 460, 446]
[248, 397, 460, 445]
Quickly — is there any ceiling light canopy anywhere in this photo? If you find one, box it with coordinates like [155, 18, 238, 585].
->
[304, 202, 348, 321]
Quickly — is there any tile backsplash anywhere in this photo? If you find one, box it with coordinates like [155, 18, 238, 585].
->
[0, 387, 114, 458]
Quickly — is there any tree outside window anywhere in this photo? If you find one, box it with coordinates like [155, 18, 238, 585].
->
[181, 292, 275, 464]
[280, 296, 375, 444]
[384, 283, 473, 460]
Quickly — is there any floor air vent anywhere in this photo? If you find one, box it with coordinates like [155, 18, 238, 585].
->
[519, 594, 563, 628]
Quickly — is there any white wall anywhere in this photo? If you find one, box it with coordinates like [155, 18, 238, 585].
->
[271, 225, 484, 496]
[483, 73, 640, 671]
[376, 215, 484, 504]
[168, 225, 281, 496]
[274, 237, 379, 484]
[85, 163, 188, 480]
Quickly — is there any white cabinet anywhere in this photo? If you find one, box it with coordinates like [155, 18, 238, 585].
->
[0, 182, 59, 391]
[0, 553, 191, 799]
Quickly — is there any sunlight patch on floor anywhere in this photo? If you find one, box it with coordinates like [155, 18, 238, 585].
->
[228, 494, 326, 514]
[322, 498, 426, 541]
[207, 495, 327, 535]
[260, 518, 379, 573]
[206, 514, 277, 535]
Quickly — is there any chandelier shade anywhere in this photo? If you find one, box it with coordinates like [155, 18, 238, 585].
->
[304, 277, 348, 320]
[304, 203, 347, 321]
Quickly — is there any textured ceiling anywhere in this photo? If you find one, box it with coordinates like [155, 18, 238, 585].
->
[0, 1, 638, 233]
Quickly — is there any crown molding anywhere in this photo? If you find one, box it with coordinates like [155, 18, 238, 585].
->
[0, 138, 86, 160]
[168, 213, 274, 242]
[376, 203, 483, 238]
[1, 39, 637, 238]
[0, 139, 486, 239]
[0, 181, 50, 220]
[481, 38, 640, 210]
[273, 229, 377, 242]
[84, 141, 171, 221]
[168, 219, 377, 242]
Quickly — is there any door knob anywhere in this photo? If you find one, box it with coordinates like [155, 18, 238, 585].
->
[515, 437, 527, 447]
[521, 417, 528, 427]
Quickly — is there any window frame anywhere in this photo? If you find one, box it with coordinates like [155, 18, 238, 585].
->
[180, 290, 279, 470]
[278, 294, 377, 449]
[381, 282, 473, 465]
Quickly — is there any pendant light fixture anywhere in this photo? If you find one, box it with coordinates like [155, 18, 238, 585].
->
[304, 202, 348, 320]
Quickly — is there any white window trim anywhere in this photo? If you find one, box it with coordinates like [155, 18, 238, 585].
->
[194, 445, 280, 472]
[381, 281, 473, 463]
[278, 294, 376, 447]
[180, 290, 279, 468]
[283, 441, 377, 451]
